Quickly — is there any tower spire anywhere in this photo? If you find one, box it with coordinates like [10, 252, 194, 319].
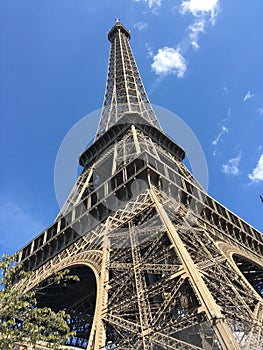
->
[96, 21, 161, 139]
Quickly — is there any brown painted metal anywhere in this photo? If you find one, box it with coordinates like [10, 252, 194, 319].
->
[17, 22, 263, 350]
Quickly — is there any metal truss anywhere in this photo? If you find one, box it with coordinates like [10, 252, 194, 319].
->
[15, 21, 263, 350]
[17, 119, 263, 349]
[17, 121, 263, 348]
[96, 20, 161, 139]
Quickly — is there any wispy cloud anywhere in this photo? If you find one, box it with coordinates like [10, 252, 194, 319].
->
[212, 107, 231, 156]
[212, 125, 228, 146]
[222, 86, 229, 95]
[248, 154, 263, 183]
[134, 21, 148, 31]
[133, 0, 162, 13]
[148, 75, 165, 95]
[180, 0, 220, 50]
[243, 90, 254, 101]
[146, 43, 154, 58]
[188, 19, 205, 50]
[256, 107, 263, 115]
[0, 196, 44, 256]
[151, 47, 187, 77]
[180, 0, 220, 23]
[222, 153, 242, 176]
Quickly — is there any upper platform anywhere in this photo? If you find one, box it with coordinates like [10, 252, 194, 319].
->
[80, 112, 185, 167]
[108, 20, 131, 42]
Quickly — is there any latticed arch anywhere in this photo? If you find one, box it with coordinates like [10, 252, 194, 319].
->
[19, 251, 101, 349]
[232, 254, 263, 297]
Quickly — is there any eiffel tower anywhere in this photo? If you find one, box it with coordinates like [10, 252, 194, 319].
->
[18, 20, 263, 350]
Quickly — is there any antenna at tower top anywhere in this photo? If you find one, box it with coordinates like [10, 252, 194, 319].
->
[115, 17, 120, 23]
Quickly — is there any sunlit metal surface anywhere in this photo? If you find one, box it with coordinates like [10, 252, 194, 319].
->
[17, 22, 263, 350]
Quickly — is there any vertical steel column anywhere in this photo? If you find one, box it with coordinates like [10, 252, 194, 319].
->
[88, 222, 110, 350]
[149, 188, 241, 350]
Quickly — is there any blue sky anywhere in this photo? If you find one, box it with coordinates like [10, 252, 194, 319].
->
[1, 0, 263, 257]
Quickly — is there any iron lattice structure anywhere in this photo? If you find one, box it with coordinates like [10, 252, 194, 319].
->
[96, 21, 161, 139]
[18, 21, 263, 350]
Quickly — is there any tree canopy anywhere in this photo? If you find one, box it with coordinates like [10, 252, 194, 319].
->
[0, 254, 78, 349]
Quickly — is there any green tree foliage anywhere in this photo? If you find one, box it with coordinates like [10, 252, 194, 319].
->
[0, 254, 78, 349]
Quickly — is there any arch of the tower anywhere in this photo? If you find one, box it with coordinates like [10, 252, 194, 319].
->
[34, 264, 97, 349]
[232, 254, 263, 297]
[216, 241, 263, 296]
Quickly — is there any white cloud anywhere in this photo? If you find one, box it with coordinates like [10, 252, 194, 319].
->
[257, 108, 263, 115]
[188, 19, 206, 49]
[148, 0, 162, 8]
[222, 153, 241, 176]
[146, 43, 154, 58]
[248, 154, 263, 183]
[180, 0, 220, 23]
[179, 0, 220, 53]
[212, 125, 228, 146]
[133, 0, 162, 13]
[243, 90, 254, 101]
[151, 47, 187, 77]
[149, 0, 220, 78]
[134, 22, 148, 31]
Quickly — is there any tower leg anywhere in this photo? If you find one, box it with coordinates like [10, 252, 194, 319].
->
[149, 188, 241, 350]
[87, 222, 110, 350]
[244, 301, 263, 350]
